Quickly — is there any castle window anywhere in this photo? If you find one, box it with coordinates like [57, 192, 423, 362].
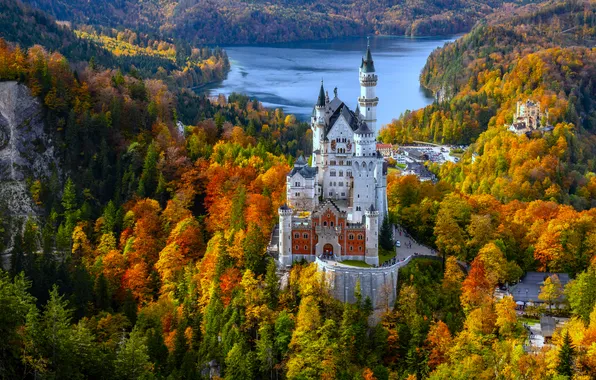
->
[323, 221, 327, 226]
[294, 233, 299, 238]
[330, 170, 336, 177]
[295, 193, 300, 196]
[339, 171, 343, 176]
[349, 234, 354, 240]
[339, 182, 344, 187]
[303, 233, 308, 239]
[350, 246, 353, 251]
[295, 182, 300, 187]
[330, 160, 336, 165]
[359, 246, 363, 251]
[358, 234, 363, 240]
[347, 170, 352, 177]
[330, 222, 334, 227]
[304, 245, 308, 250]
[295, 245, 299, 250]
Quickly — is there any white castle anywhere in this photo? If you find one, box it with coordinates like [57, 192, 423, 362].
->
[275, 41, 388, 267]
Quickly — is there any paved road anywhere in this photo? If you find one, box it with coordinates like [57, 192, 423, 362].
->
[393, 225, 436, 260]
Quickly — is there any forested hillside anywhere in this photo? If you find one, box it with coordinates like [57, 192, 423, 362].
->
[1, 0, 229, 88]
[379, 1, 596, 206]
[21, 0, 524, 44]
[2, 0, 596, 379]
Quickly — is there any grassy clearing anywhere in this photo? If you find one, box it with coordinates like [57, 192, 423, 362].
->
[379, 248, 396, 264]
[341, 260, 372, 268]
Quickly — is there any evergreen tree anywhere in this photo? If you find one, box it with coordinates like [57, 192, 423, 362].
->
[264, 259, 279, 309]
[115, 328, 153, 380]
[230, 186, 247, 231]
[137, 141, 159, 197]
[146, 327, 169, 375]
[93, 273, 111, 311]
[557, 331, 575, 377]
[171, 321, 188, 369]
[244, 223, 266, 275]
[225, 342, 254, 380]
[379, 217, 393, 251]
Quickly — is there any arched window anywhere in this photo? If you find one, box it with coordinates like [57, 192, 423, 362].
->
[303, 233, 308, 239]
[350, 246, 353, 251]
[358, 234, 363, 240]
[339, 170, 343, 176]
[323, 221, 327, 226]
[295, 245, 299, 250]
[349, 234, 354, 240]
[304, 245, 308, 250]
[294, 233, 299, 238]
[330, 222, 334, 227]
[330, 170, 336, 177]
[359, 246, 363, 251]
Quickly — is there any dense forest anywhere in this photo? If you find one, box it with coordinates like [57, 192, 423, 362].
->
[1, 0, 596, 379]
[0, 0, 229, 88]
[380, 1, 596, 207]
[20, 0, 525, 44]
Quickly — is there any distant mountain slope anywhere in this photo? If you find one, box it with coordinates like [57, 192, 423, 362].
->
[0, 0, 229, 88]
[21, 0, 524, 44]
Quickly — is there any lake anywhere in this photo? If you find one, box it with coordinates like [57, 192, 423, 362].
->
[198, 35, 457, 127]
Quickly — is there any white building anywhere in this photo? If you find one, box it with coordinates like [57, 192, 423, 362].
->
[276, 41, 388, 267]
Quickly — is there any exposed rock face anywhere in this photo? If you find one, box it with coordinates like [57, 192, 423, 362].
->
[0, 81, 57, 262]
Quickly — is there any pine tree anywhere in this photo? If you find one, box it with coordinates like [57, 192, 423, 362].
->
[557, 331, 575, 377]
[244, 223, 266, 275]
[379, 217, 393, 251]
[93, 273, 111, 311]
[264, 259, 279, 309]
[137, 142, 159, 197]
[146, 327, 169, 375]
[115, 328, 152, 380]
[230, 186, 247, 231]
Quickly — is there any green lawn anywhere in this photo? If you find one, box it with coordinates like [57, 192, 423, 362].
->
[519, 317, 540, 325]
[379, 248, 396, 264]
[341, 260, 372, 268]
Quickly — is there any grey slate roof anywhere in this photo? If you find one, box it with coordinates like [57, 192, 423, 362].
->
[289, 165, 318, 179]
[316, 81, 326, 107]
[354, 121, 372, 135]
[361, 40, 375, 73]
[510, 272, 570, 303]
[323, 100, 367, 138]
[295, 155, 307, 166]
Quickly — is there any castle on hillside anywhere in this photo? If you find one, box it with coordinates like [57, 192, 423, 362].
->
[274, 41, 388, 267]
[509, 99, 550, 135]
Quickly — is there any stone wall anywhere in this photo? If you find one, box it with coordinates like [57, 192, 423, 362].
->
[316, 256, 412, 310]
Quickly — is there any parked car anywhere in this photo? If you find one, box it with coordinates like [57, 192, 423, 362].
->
[395, 240, 401, 247]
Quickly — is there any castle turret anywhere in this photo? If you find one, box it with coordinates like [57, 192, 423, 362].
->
[278, 204, 294, 267]
[358, 38, 378, 138]
[311, 80, 326, 166]
[365, 204, 379, 266]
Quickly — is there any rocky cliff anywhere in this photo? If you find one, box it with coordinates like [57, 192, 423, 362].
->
[0, 81, 57, 263]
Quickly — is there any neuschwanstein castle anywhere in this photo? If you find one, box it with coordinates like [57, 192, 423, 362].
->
[274, 42, 388, 267]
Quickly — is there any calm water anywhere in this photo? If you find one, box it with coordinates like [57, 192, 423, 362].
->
[199, 35, 457, 127]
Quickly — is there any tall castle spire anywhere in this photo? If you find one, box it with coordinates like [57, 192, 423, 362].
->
[316, 79, 326, 108]
[358, 37, 379, 138]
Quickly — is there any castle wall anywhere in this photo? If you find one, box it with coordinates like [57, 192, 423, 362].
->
[316, 256, 412, 309]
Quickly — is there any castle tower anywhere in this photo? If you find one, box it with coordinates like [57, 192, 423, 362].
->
[358, 38, 378, 138]
[278, 204, 294, 267]
[364, 204, 379, 266]
[311, 80, 326, 167]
